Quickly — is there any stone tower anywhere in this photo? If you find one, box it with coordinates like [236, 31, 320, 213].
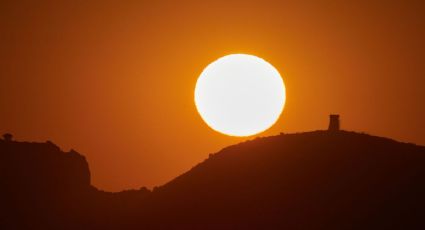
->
[328, 114, 340, 131]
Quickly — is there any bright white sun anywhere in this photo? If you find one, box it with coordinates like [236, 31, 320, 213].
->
[195, 54, 286, 136]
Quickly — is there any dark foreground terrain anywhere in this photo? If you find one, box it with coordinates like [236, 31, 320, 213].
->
[1, 131, 425, 229]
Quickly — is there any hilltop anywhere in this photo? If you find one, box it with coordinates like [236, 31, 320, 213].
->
[1, 131, 424, 229]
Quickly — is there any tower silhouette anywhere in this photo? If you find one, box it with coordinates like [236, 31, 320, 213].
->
[328, 114, 340, 131]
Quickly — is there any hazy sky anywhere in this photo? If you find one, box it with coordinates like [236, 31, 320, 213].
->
[1, 0, 424, 191]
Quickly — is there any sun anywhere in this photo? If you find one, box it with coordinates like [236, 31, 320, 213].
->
[195, 54, 286, 136]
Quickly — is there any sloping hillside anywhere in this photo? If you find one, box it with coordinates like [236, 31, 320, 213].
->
[144, 131, 425, 229]
[1, 131, 425, 229]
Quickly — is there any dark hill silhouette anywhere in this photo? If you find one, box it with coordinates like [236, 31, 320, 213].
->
[0, 139, 150, 229]
[1, 131, 425, 229]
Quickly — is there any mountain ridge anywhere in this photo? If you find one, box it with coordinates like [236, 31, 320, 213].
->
[1, 130, 424, 229]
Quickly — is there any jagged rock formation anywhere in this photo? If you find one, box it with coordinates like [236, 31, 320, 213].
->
[1, 131, 425, 229]
[0, 139, 93, 229]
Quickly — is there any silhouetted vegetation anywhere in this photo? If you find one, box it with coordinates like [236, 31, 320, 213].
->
[2, 133, 12, 141]
[1, 131, 425, 229]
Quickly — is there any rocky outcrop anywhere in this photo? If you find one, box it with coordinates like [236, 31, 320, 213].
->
[0, 138, 93, 229]
[0, 139, 90, 192]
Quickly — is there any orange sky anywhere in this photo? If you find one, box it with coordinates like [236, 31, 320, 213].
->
[1, 0, 424, 191]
